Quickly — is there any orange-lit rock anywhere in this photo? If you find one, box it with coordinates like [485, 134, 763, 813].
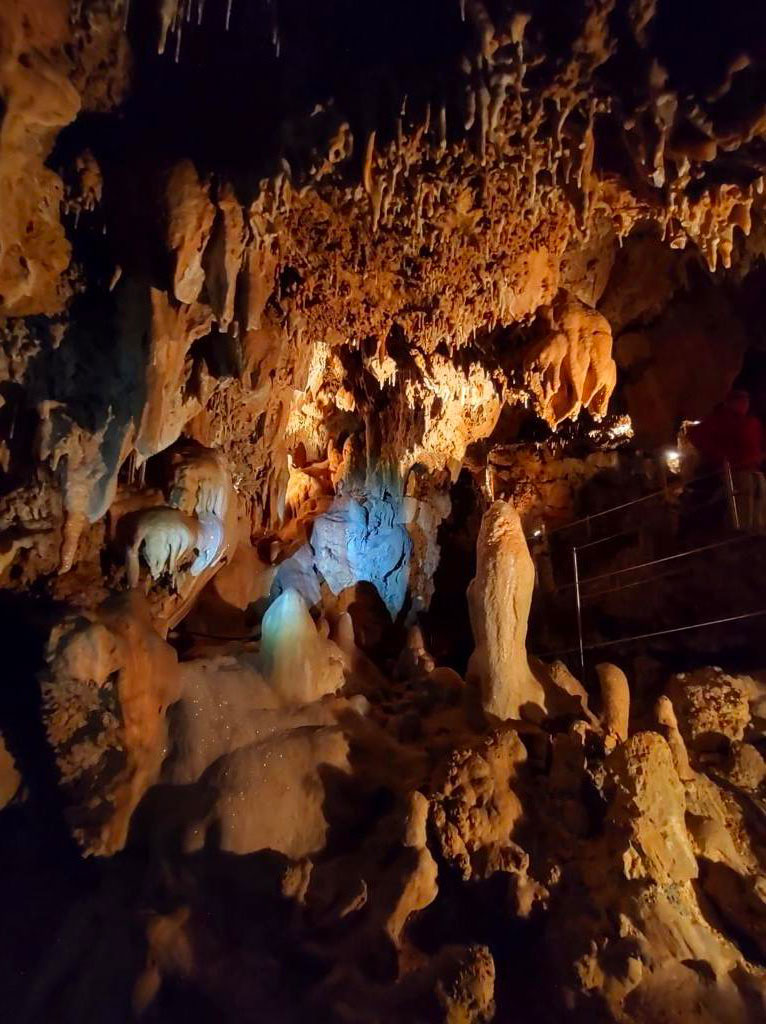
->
[0, 0, 78, 316]
[42, 591, 181, 855]
[165, 160, 217, 306]
[466, 501, 546, 721]
[522, 292, 617, 429]
[135, 290, 214, 460]
[3, 3, 766, 1020]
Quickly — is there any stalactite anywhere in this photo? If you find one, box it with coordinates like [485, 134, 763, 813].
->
[362, 130, 376, 197]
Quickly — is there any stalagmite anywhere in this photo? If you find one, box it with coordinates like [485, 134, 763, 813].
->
[656, 695, 694, 781]
[466, 501, 546, 721]
[596, 663, 630, 744]
[258, 588, 346, 704]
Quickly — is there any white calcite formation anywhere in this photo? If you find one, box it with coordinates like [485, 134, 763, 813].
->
[125, 506, 201, 588]
[258, 587, 346, 705]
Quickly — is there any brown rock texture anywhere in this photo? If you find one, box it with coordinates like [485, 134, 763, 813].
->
[429, 728, 527, 880]
[2, 2, 766, 1022]
[668, 667, 751, 755]
[597, 662, 631, 744]
[0, 0, 127, 315]
[41, 590, 181, 855]
[0, 733, 20, 809]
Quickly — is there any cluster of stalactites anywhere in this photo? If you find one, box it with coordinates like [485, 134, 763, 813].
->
[137, 0, 279, 61]
[158, 1, 766, 378]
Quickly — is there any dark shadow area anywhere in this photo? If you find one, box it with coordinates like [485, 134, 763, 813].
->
[425, 469, 482, 675]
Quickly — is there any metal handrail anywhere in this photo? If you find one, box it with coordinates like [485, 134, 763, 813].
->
[542, 469, 723, 538]
[580, 563, 687, 602]
[532, 608, 766, 662]
[531, 461, 761, 672]
[559, 532, 754, 592]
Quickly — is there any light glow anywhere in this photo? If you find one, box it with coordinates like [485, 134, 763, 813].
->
[664, 448, 682, 474]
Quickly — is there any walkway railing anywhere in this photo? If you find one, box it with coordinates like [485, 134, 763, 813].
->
[534, 608, 766, 672]
[530, 462, 764, 675]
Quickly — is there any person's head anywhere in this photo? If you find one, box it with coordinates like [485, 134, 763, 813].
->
[726, 389, 750, 415]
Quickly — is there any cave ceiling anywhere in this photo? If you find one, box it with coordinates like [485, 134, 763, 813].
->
[2, 0, 766, 560]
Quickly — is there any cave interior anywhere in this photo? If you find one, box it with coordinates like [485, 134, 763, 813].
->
[3, 1, 766, 1021]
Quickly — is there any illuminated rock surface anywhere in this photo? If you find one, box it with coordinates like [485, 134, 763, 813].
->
[466, 501, 546, 721]
[2, 2, 766, 1021]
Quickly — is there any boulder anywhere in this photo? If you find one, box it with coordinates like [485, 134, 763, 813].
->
[188, 725, 350, 858]
[667, 668, 750, 754]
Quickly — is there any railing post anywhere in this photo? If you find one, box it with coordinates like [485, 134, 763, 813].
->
[724, 460, 740, 530]
[572, 545, 585, 680]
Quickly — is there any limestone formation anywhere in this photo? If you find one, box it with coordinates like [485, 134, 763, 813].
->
[668, 668, 751, 755]
[3, 2, 766, 1021]
[466, 501, 546, 720]
[596, 662, 631, 744]
[206, 539, 276, 610]
[534, 658, 597, 724]
[166, 439, 234, 522]
[0, 1, 127, 316]
[550, 731, 766, 1022]
[655, 695, 694, 781]
[124, 506, 202, 588]
[607, 732, 698, 884]
[165, 161, 216, 306]
[168, 658, 360, 786]
[310, 494, 412, 618]
[186, 725, 350, 858]
[257, 588, 346, 705]
[135, 291, 214, 461]
[429, 729, 527, 880]
[41, 591, 181, 855]
[523, 293, 617, 428]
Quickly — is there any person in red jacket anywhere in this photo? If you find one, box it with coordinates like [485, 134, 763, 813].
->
[688, 391, 765, 528]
